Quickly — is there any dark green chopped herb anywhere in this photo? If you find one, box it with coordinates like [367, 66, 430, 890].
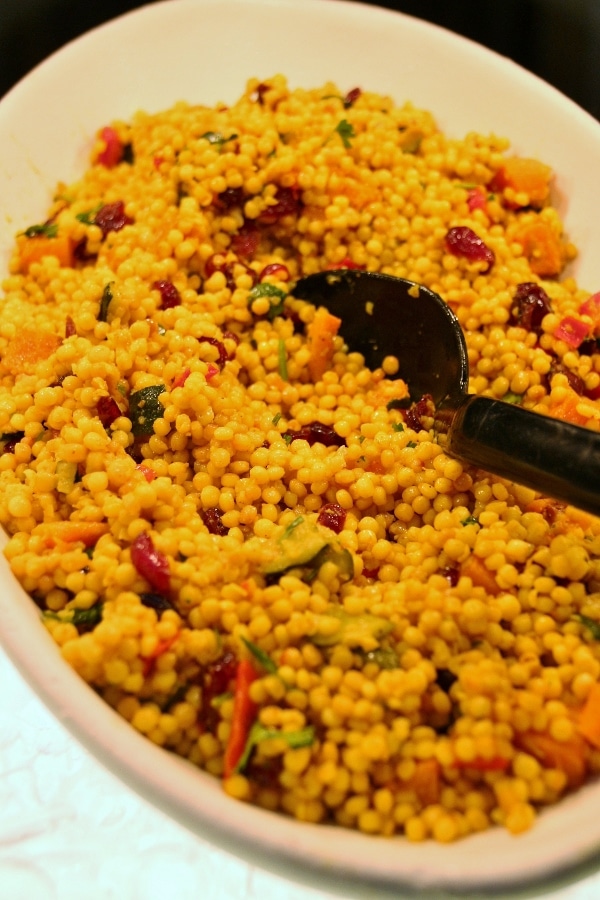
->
[392, 422, 405, 432]
[23, 222, 58, 238]
[236, 721, 315, 773]
[272, 412, 282, 426]
[241, 637, 277, 674]
[129, 384, 166, 436]
[407, 441, 417, 449]
[281, 516, 304, 541]
[461, 515, 479, 526]
[200, 131, 238, 150]
[578, 614, 600, 641]
[278, 339, 289, 381]
[43, 603, 103, 630]
[98, 282, 114, 322]
[76, 203, 103, 225]
[334, 119, 356, 149]
[249, 282, 287, 320]
[358, 435, 366, 444]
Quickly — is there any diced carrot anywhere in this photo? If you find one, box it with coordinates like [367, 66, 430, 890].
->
[547, 389, 589, 427]
[19, 234, 74, 271]
[33, 520, 109, 548]
[307, 306, 342, 381]
[461, 554, 501, 596]
[514, 219, 565, 277]
[223, 658, 259, 778]
[405, 759, 441, 806]
[578, 683, 600, 749]
[490, 157, 552, 207]
[516, 730, 587, 788]
[2, 329, 61, 375]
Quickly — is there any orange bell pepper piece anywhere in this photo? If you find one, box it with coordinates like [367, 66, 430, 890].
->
[307, 307, 342, 381]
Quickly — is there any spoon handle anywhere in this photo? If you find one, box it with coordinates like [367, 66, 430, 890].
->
[438, 396, 600, 516]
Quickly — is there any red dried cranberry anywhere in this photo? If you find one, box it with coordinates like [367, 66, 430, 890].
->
[317, 503, 347, 533]
[73, 238, 96, 262]
[257, 187, 302, 225]
[97, 396, 122, 428]
[259, 263, 290, 282]
[65, 316, 76, 338]
[130, 533, 171, 595]
[445, 225, 494, 270]
[201, 507, 228, 535]
[231, 221, 260, 258]
[198, 336, 228, 368]
[222, 331, 241, 359]
[343, 87, 362, 108]
[94, 201, 133, 238]
[440, 566, 460, 587]
[547, 360, 585, 395]
[403, 394, 434, 432]
[510, 282, 552, 334]
[362, 566, 380, 579]
[283, 422, 346, 447]
[214, 187, 245, 210]
[153, 280, 181, 310]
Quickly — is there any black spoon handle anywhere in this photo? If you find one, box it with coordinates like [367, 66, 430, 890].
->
[437, 395, 600, 516]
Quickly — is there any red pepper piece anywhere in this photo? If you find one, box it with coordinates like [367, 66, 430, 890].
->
[131, 532, 171, 595]
[97, 126, 124, 168]
[223, 659, 259, 778]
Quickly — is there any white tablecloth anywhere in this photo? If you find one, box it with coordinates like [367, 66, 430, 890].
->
[2, 646, 600, 900]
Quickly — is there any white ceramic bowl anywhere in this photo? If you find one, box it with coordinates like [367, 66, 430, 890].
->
[1, 1, 600, 895]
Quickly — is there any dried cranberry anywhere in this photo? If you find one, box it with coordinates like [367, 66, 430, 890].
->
[445, 225, 494, 270]
[546, 360, 585, 395]
[201, 507, 228, 536]
[94, 201, 133, 238]
[231, 221, 260, 258]
[362, 566, 380, 579]
[403, 394, 434, 432]
[283, 422, 346, 447]
[510, 282, 552, 334]
[222, 331, 241, 358]
[440, 565, 460, 587]
[259, 263, 290, 282]
[140, 592, 176, 614]
[1, 432, 24, 455]
[317, 503, 347, 534]
[257, 187, 302, 225]
[153, 280, 181, 309]
[97, 396, 122, 428]
[214, 187, 245, 210]
[73, 238, 96, 262]
[130, 532, 171, 595]
[198, 336, 228, 368]
[343, 87, 362, 108]
[65, 316, 76, 338]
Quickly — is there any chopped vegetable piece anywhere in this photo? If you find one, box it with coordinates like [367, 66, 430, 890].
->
[129, 385, 166, 436]
[403, 759, 441, 805]
[20, 234, 73, 271]
[333, 119, 355, 149]
[23, 222, 58, 238]
[312, 606, 393, 651]
[578, 683, 600, 749]
[307, 307, 341, 381]
[55, 460, 78, 494]
[236, 720, 315, 774]
[577, 614, 600, 641]
[96, 126, 125, 168]
[263, 518, 328, 576]
[516, 731, 586, 788]
[98, 282, 114, 322]
[223, 659, 259, 778]
[489, 157, 552, 207]
[130, 532, 171, 595]
[554, 316, 590, 349]
[241, 637, 277, 674]
[249, 282, 287, 319]
[2, 329, 61, 375]
[461, 554, 501, 595]
[514, 219, 564, 276]
[33, 520, 109, 548]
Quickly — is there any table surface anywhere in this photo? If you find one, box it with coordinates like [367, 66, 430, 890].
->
[2, 647, 600, 900]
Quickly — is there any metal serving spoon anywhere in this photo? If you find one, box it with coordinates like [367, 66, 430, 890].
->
[293, 269, 600, 517]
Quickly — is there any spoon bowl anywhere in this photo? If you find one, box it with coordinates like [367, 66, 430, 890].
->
[294, 269, 600, 517]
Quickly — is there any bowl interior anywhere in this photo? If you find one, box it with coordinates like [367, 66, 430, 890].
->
[1, 0, 600, 894]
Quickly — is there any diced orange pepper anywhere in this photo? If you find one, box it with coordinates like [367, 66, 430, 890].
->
[405, 759, 441, 806]
[461, 554, 501, 596]
[516, 730, 587, 788]
[547, 389, 589, 427]
[33, 521, 109, 548]
[491, 157, 552, 207]
[2, 329, 61, 375]
[19, 234, 74, 271]
[514, 219, 564, 277]
[578, 683, 600, 750]
[307, 306, 342, 381]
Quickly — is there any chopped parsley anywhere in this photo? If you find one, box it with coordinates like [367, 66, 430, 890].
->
[98, 282, 114, 322]
[248, 282, 287, 320]
[23, 222, 58, 238]
[461, 515, 480, 527]
[334, 119, 356, 149]
[236, 721, 315, 773]
[241, 637, 277, 674]
[577, 614, 600, 641]
[200, 131, 238, 150]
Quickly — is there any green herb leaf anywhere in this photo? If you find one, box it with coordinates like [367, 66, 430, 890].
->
[23, 222, 58, 238]
[278, 338, 289, 381]
[334, 119, 356, 149]
[76, 203, 103, 225]
[272, 412, 282, 426]
[281, 516, 304, 541]
[461, 515, 479, 527]
[98, 282, 114, 323]
[392, 422, 405, 432]
[502, 391, 524, 405]
[241, 637, 277, 674]
[200, 131, 238, 150]
[249, 282, 287, 320]
[129, 384, 166, 436]
[236, 721, 315, 773]
[406, 441, 417, 449]
[578, 614, 600, 641]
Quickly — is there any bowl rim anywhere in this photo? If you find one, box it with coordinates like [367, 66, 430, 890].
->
[1, 0, 600, 895]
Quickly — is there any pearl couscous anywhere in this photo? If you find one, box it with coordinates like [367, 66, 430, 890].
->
[1, 76, 600, 843]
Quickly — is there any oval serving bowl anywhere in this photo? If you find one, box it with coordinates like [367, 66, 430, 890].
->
[1, 0, 600, 894]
